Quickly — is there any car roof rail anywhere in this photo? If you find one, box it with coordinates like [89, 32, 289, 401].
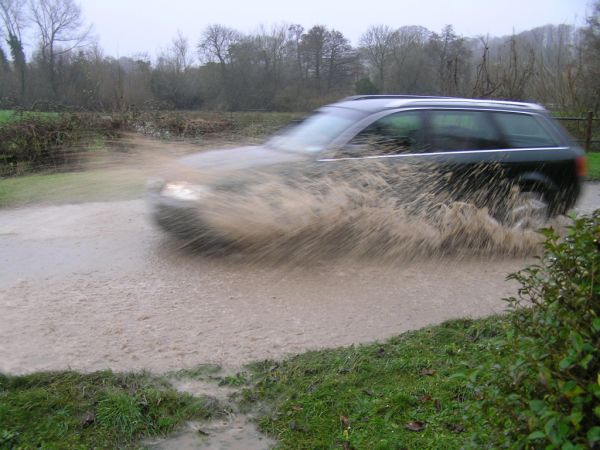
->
[343, 94, 453, 101]
[342, 94, 545, 111]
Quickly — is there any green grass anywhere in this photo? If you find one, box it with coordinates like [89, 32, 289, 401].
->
[243, 317, 511, 450]
[0, 169, 147, 207]
[586, 152, 600, 180]
[0, 370, 218, 449]
[0, 110, 13, 124]
[0, 109, 60, 125]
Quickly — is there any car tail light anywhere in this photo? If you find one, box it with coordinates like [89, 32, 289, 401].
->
[576, 156, 587, 178]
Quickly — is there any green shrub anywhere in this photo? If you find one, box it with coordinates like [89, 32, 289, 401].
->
[470, 211, 600, 448]
[0, 113, 120, 176]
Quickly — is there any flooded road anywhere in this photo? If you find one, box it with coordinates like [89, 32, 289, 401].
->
[0, 198, 523, 373]
[1, 134, 598, 374]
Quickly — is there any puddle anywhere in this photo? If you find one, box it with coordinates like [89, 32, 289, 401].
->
[170, 377, 239, 402]
[145, 369, 275, 449]
[145, 416, 275, 450]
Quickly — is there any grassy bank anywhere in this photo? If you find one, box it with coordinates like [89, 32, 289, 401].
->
[0, 371, 217, 449]
[0, 169, 147, 207]
[242, 317, 507, 449]
[0, 318, 509, 450]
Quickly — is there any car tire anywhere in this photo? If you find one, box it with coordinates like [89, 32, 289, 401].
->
[506, 191, 549, 230]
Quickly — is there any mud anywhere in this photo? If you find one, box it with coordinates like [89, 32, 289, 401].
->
[147, 372, 275, 450]
[145, 416, 275, 450]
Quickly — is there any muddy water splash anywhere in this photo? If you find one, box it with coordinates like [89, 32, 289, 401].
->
[168, 159, 560, 263]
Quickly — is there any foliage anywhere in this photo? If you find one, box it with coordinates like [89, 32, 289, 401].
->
[459, 211, 600, 449]
[244, 317, 511, 449]
[502, 212, 600, 448]
[0, 112, 120, 176]
[0, 370, 216, 449]
[355, 77, 379, 95]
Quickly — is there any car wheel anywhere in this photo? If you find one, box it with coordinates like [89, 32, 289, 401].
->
[506, 191, 549, 230]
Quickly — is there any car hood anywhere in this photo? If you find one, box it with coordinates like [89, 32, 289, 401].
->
[178, 145, 309, 172]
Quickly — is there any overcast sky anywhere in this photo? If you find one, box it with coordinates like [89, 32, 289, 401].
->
[77, 0, 590, 58]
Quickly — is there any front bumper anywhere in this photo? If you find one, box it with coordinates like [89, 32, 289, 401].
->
[147, 192, 231, 246]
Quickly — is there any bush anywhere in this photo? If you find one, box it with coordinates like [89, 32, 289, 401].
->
[0, 113, 120, 176]
[470, 211, 600, 448]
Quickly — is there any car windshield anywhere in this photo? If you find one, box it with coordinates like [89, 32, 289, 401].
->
[267, 107, 362, 153]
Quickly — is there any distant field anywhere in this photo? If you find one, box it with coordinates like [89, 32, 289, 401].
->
[0, 109, 60, 125]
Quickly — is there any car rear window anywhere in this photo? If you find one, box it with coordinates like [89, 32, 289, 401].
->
[428, 110, 504, 151]
[492, 112, 559, 148]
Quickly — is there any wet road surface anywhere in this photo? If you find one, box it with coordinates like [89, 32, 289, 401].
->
[1, 181, 598, 374]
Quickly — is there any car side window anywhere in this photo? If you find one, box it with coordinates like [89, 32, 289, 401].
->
[492, 112, 559, 148]
[429, 110, 504, 151]
[342, 111, 427, 156]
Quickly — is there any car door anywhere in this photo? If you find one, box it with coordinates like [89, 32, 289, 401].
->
[487, 110, 578, 212]
[317, 110, 438, 203]
[424, 108, 509, 204]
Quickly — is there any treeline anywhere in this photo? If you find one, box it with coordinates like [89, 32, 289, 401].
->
[1, 0, 599, 113]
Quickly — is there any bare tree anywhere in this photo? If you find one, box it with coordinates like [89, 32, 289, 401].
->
[171, 30, 192, 72]
[472, 36, 500, 97]
[29, 0, 91, 96]
[300, 25, 327, 92]
[498, 35, 535, 100]
[435, 25, 471, 96]
[389, 25, 432, 93]
[359, 25, 398, 92]
[254, 24, 289, 90]
[324, 29, 354, 91]
[198, 24, 239, 69]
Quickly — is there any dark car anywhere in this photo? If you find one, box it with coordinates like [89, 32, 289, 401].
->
[147, 95, 586, 240]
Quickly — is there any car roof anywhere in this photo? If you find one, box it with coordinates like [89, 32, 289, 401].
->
[328, 95, 546, 114]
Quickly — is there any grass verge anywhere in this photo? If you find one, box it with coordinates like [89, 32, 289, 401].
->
[0, 169, 146, 207]
[242, 316, 509, 449]
[587, 152, 600, 180]
[0, 370, 217, 449]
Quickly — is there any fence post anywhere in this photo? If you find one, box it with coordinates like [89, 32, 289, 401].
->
[585, 111, 593, 152]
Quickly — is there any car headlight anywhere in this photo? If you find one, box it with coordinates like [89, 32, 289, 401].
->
[161, 182, 212, 201]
